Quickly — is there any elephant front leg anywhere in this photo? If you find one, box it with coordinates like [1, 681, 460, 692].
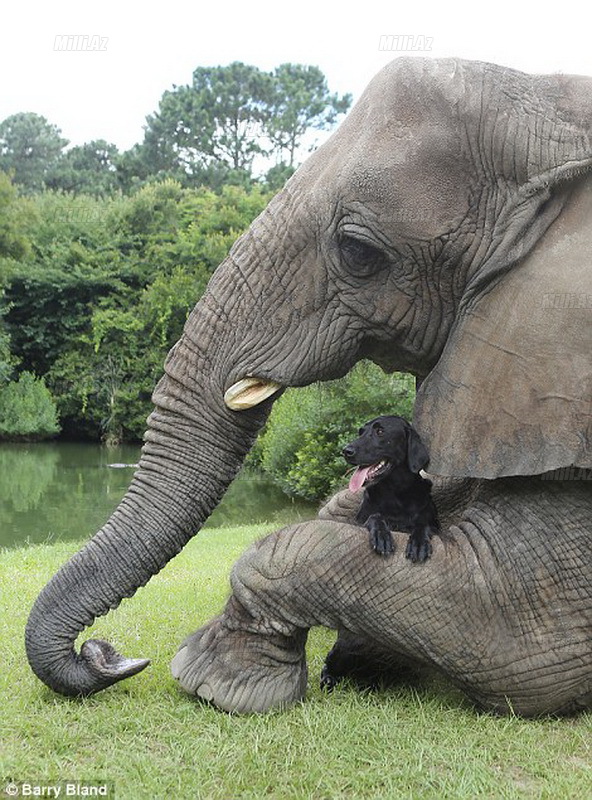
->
[364, 513, 395, 556]
[171, 594, 308, 714]
[171, 520, 371, 713]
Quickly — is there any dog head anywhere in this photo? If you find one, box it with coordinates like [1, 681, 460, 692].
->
[343, 415, 430, 492]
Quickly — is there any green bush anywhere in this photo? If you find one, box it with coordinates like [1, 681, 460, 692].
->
[1, 181, 271, 442]
[256, 362, 416, 501]
[0, 371, 60, 440]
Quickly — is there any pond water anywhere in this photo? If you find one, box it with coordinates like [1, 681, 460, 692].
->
[0, 442, 317, 550]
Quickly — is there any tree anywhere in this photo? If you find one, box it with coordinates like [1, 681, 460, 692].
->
[114, 144, 149, 193]
[128, 62, 350, 190]
[0, 171, 29, 264]
[141, 62, 272, 182]
[0, 371, 60, 440]
[1, 191, 126, 376]
[266, 64, 352, 166]
[0, 323, 15, 384]
[0, 113, 68, 193]
[264, 163, 296, 191]
[0, 172, 28, 383]
[47, 140, 120, 196]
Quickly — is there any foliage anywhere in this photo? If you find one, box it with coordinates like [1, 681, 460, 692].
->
[256, 362, 416, 501]
[267, 64, 352, 166]
[138, 61, 350, 184]
[0, 173, 28, 383]
[264, 162, 296, 191]
[0, 181, 270, 442]
[0, 189, 132, 437]
[0, 113, 68, 193]
[143, 62, 271, 177]
[0, 60, 350, 456]
[0, 371, 60, 440]
[47, 139, 120, 196]
[0, 323, 16, 385]
[0, 172, 30, 263]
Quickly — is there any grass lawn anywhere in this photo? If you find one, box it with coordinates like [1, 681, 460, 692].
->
[1, 524, 591, 799]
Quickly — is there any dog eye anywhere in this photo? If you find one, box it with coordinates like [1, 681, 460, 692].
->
[374, 425, 384, 436]
[338, 234, 387, 277]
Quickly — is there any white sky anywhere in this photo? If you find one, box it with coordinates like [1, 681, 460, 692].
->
[2, 0, 591, 152]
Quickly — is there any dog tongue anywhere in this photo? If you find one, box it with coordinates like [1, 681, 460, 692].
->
[349, 465, 373, 493]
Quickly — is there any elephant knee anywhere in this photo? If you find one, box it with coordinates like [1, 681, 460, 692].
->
[228, 525, 308, 633]
[230, 520, 327, 591]
[228, 519, 355, 633]
[318, 488, 360, 524]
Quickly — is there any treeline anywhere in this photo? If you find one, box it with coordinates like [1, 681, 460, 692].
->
[0, 63, 351, 195]
[0, 176, 270, 442]
[0, 62, 415, 500]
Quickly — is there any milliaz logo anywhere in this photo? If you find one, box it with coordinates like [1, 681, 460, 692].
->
[541, 467, 592, 481]
[542, 293, 592, 309]
[54, 35, 108, 51]
[378, 35, 433, 52]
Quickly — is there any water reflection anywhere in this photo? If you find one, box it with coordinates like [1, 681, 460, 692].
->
[0, 444, 60, 513]
[207, 471, 317, 529]
[0, 443, 317, 549]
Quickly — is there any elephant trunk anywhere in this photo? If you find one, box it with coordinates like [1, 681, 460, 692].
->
[25, 288, 272, 696]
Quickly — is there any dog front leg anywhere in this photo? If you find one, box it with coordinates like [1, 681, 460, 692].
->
[405, 525, 433, 563]
[365, 513, 395, 556]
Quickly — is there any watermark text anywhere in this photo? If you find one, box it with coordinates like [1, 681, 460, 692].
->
[542, 293, 592, 309]
[378, 35, 433, 52]
[53, 35, 108, 52]
[541, 467, 592, 481]
[3, 781, 113, 798]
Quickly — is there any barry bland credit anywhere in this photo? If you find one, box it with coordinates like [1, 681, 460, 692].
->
[4, 784, 109, 797]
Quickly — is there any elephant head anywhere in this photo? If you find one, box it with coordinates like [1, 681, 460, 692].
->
[26, 57, 592, 695]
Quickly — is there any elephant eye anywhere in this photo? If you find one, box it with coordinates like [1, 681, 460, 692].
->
[338, 234, 387, 277]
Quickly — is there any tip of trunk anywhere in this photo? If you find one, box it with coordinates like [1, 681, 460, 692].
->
[25, 627, 150, 697]
[81, 639, 151, 687]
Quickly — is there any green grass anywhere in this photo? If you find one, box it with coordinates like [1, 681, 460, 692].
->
[2, 525, 591, 799]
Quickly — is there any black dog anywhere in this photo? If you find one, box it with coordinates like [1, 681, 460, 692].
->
[343, 415, 439, 562]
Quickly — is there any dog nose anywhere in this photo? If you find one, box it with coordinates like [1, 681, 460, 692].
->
[342, 445, 356, 460]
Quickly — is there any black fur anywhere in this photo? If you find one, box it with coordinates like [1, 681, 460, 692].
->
[343, 415, 440, 562]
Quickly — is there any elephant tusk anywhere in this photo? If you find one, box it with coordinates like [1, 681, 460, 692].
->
[224, 377, 282, 411]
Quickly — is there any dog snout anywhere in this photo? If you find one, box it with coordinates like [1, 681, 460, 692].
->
[342, 445, 356, 462]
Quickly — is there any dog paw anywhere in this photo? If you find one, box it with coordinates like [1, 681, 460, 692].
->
[370, 527, 395, 556]
[405, 532, 432, 562]
[366, 515, 395, 556]
[320, 664, 339, 692]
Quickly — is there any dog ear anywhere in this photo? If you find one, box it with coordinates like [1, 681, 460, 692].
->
[407, 427, 430, 473]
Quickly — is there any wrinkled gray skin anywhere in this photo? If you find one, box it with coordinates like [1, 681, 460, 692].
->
[172, 478, 592, 716]
[26, 58, 592, 714]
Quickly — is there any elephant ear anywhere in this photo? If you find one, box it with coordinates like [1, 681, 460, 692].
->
[414, 173, 592, 478]
[407, 426, 430, 473]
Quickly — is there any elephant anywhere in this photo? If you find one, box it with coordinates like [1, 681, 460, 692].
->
[25, 57, 592, 714]
[171, 477, 592, 716]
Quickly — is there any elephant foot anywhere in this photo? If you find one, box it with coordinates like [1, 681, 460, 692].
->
[171, 600, 308, 714]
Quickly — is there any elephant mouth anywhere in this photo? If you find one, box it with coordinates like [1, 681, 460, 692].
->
[224, 377, 282, 411]
[348, 460, 391, 492]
